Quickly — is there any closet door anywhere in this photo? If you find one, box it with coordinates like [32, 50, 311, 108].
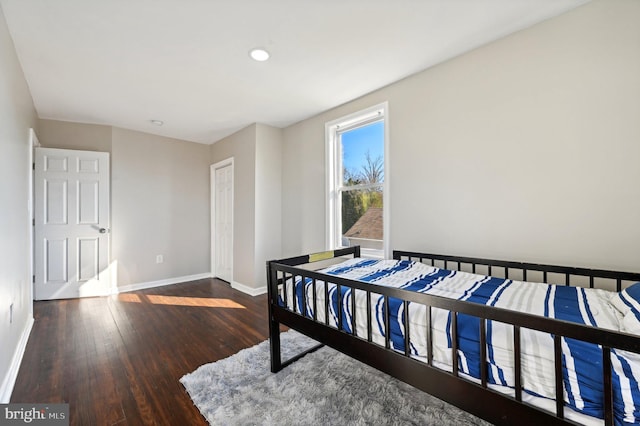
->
[212, 159, 233, 283]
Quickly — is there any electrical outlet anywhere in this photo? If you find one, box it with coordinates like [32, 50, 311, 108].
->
[9, 303, 13, 324]
[156, 255, 163, 264]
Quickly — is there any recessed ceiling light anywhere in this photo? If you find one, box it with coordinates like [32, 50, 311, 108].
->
[249, 48, 270, 62]
[150, 120, 164, 126]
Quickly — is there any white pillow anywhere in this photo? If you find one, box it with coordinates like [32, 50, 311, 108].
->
[612, 283, 640, 333]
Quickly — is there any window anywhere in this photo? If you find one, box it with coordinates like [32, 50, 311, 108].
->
[326, 103, 388, 258]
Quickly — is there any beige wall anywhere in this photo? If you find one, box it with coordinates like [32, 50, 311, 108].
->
[282, 117, 333, 255]
[282, 0, 640, 272]
[0, 4, 37, 401]
[254, 124, 283, 287]
[37, 121, 211, 288]
[210, 124, 257, 288]
[37, 119, 112, 152]
[111, 128, 210, 286]
[210, 123, 283, 290]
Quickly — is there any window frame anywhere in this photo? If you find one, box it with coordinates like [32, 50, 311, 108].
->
[325, 102, 389, 259]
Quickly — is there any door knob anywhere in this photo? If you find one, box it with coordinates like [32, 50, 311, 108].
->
[99, 228, 110, 234]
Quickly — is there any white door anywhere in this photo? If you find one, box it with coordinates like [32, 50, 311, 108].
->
[34, 148, 111, 300]
[212, 160, 233, 283]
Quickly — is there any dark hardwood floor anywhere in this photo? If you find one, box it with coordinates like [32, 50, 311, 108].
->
[11, 279, 271, 425]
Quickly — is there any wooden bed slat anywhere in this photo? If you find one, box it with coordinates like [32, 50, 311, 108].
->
[426, 305, 433, 366]
[384, 296, 391, 349]
[514, 325, 522, 402]
[404, 300, 411, 357]
[283, 272, 289, 310]
[554, 335, 564, 419]
[351, 289, 357, 337]
[324, 279, 330, 326]
[300, 275, 306, 316]
[337, 284, 343, 332]
[479, 318, 487, 388]
[603, 347, 613, 426]
[312, 278, 317, 321]
[452, 312, 459, 377]
[366, 291, 372, 342]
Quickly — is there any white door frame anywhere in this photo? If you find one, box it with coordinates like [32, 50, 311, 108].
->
[28, 128, 40, 306]
[210, 158, 234, 282]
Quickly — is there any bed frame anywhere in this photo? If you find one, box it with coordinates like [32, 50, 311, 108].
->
[266, 246, 640, 425]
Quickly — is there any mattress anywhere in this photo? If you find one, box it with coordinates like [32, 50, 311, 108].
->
[279, 258, 640, 426]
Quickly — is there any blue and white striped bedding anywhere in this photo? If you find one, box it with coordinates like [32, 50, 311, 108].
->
[280, 258, 640, 426]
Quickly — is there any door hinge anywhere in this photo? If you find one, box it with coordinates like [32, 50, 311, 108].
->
[32, 163, 35, 170]
[32, 275, 35, 283]
[32, 218, 35, 226]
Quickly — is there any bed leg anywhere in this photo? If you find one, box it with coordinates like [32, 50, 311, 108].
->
[267, 260, 282, 373]
[269, 318, 282, 373]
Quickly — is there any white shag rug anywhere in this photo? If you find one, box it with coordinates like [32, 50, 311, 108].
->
[180, 330, 491, 425]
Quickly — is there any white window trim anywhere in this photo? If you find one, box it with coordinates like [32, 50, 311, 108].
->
[325, 101, 390, 259]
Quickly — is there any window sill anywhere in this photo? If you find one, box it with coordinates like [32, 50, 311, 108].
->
[359, 247, 384, 259]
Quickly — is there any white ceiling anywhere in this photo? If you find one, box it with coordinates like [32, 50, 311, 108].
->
[1, 0, 589, 144]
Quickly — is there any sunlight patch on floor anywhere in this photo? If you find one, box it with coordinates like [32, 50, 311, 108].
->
[119, 293, 143, 303]
[118, 293, 246, 309]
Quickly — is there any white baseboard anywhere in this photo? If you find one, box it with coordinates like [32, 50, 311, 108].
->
[116, 273, 212, 294]
[231, 281, 267, 296]
[116, 273, 267, 297]
[0, 316, 34, 403]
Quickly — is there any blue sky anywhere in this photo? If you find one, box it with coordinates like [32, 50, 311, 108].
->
[341, 121, 384, 175]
